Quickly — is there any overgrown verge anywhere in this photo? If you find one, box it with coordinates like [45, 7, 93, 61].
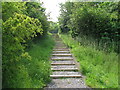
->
[2, 2, 54, 88]
[60, 34, 118, 88]
[59, 2, 119, 53]
[3, 35, 55, 88]
[26, 35, 55, 88]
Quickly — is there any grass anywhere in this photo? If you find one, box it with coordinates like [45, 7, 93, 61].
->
[25, 35, 55, 88]
[3, 35, 55, 88]
[76, 34, 119, 53]
[59, 34, 118, 88]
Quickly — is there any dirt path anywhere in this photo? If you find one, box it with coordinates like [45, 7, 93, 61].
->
[45, 35, 90, 89]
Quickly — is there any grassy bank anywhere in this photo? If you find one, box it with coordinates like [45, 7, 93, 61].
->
[25, 35, 55, 88]
[59, 34, 118, 88]
[3, 35, 55, 88]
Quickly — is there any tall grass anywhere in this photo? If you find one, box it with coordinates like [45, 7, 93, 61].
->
[76, 34, 118, 53]
[3, 35, 55, 88]
[60, 34, 118, 88]
[25, 35, 55, 88]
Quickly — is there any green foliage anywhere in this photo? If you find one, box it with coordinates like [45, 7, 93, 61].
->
[25, 36, 55, 88]
[49, 21, 59, 33]
[2, 2, 26, 21]
[25, 2, 49, 35]
[2, 12, 43, 66]
[60, 34, 118, 88]
[59, 2, 74, 33]
[2, 2, 53, 88]
[3, 35, 54, 88]
[2, 12, 43, 88]
[59, 2, 119, 53]
[2, 2, 49, 35]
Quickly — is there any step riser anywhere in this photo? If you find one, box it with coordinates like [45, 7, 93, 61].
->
[52, 69, 78, 72]
[55, 44, 65, 45]
[52, 56, 72, 57]
[51, 63, 75, 65]
[50, 77, 82, 78]
[53, 48, 69, 50]
[51, 65, 76, 67]
[55, 44, 64, 45]
[53, 49, 69, 51]
[54, 47, 67, 49]
[52, 57, 73, 60]
[55, 47, 66, 48]
[51, 65, 76, 68]
[53, 52, 70, 54]
[51, 59, 73, 61]
[52, 54, 72, 57]
[52, 61, 75, 63]
[50, 75, 82, 78]
[54, 49, 68, 50]
[53, 53, 72, 54]
[51, 69, 78, 71]
[52, 72, 80, 75]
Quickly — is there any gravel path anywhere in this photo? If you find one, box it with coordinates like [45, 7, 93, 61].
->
[47, 78, 88, 88]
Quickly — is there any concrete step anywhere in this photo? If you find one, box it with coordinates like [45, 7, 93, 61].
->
[53, 51, 70, 54]
[55, 46, 66, 48]
[51, 57, 73, 60]
[55, 40, 62, 41]
[52, 61, 75, 64]
[55, 43, 65, 44]
[51, 65, 76, 68]
[53, 49, 69, 51]
[55, 44, 65, 46]
[52, 54, 72, 57]
[52, 71, 81, 75]
[54, 48, 67, 49]
[50, 75, 82, 78]
[51, 67, 78, 71]
[55, 44, 65, 45]
[55, 42, 65, 45]
[51, 63, 75, 65]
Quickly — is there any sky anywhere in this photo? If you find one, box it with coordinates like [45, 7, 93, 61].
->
[40, 0, 67, 22]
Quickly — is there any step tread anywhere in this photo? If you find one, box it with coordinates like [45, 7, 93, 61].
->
[51, 63, 75, 65]
[50, 75, 82, 78]
[52, 61, 75, 64]
[53, 49, 69, 51]
[52, 71, 80, 75]
[52, 54, 72, 56]
[53, 51, 70, 52]
[54, 47, 67, 49]
[53, 51, 70, 53]
[51, 65, 76, 68]
[51, 57, 73, 60]
[51, 68, 78, 71]
[53, 48, 69, 50]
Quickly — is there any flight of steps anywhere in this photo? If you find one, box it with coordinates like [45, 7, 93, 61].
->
[50, 37, 82, 78]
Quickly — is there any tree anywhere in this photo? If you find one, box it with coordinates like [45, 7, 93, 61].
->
[25, 2, 49, 35]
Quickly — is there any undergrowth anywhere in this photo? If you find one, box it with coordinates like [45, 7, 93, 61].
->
[3, 35, 55, 88]
[59, 34, 118, 88]
[25, 35, 55, 88]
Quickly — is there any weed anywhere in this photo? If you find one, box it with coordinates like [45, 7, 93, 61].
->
[60, 34, 118, 88]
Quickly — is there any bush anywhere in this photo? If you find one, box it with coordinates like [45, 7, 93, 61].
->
[59, 2, 119, 53]
[2, 2, 54, 88]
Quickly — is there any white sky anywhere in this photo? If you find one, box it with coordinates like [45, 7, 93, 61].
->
[40, 0, 67, 22]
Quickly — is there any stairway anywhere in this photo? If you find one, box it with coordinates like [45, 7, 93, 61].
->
[50, 36, 82, 78]
[46, 35, 88, 88]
